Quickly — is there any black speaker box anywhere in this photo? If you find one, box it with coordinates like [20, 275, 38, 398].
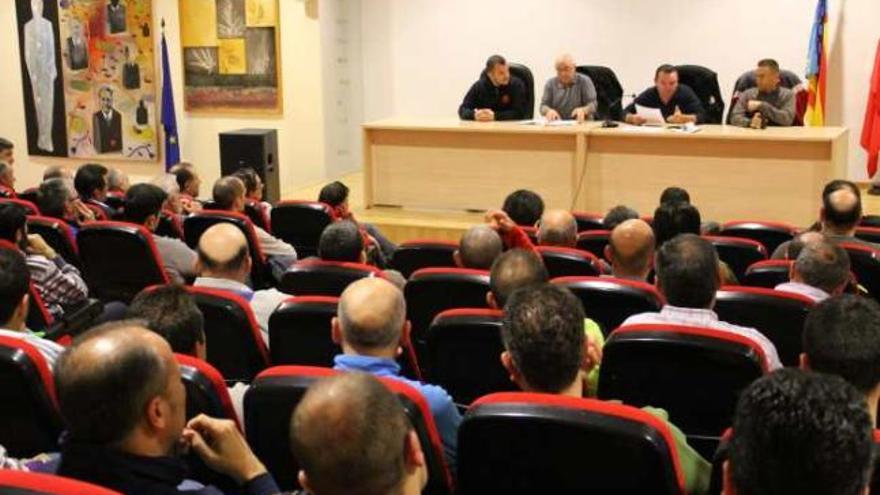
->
[219, 129, 280, 203]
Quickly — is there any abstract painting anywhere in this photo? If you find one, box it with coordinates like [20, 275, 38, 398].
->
[15, 0, 158, 161]
[179, 0, 282, 113]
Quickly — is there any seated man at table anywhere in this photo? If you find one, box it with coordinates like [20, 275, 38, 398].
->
[624, 64, 706, 125]
[540, 53, 597, 122]
[458, 54, 527, 122]
[729, 59, 796, 129]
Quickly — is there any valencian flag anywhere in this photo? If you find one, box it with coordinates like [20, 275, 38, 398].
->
[804, 0, 829, 127]
[160, 21, 180, 170]
[863, 40, 880, 178]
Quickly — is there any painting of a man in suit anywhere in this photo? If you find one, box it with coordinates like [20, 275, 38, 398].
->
[66, 19, 88, 71]
[107, 0, 126, 34]
[92, 86, 122, 153]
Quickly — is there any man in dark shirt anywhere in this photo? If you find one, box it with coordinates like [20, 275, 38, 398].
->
[458, 54, 527, 121]
[55, 322, 279, 495]
[625, 64, 706, 125]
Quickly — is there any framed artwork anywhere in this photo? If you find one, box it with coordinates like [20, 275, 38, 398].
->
[14, 0, 159, 161]
[179, 0, 283, 114]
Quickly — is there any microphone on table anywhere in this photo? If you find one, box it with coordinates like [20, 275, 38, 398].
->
[602, 93, 638, 128]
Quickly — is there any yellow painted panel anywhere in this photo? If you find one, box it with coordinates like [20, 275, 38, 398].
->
[180, 0, 218, 47]
[218, 38, 247, 74]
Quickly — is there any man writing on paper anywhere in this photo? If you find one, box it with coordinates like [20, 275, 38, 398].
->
[730, 59, 796, 129]
[540, 54, 597, 123]
[625, 64, 705, 125]
[459, 55, 528, 122]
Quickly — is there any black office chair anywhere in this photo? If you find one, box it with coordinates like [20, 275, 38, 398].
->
[675, 65, 725, 124]
[576, 65, 625, 121]
[508, 62, 534, 119]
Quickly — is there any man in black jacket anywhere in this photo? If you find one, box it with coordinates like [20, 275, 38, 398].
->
[458, 55, 527, 121]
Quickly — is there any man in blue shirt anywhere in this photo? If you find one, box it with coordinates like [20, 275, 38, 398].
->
[625, 64, 706, 125]
[331, 278, 461, 469]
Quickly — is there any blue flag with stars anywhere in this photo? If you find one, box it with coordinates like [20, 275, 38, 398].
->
[161, 29, 179, 170]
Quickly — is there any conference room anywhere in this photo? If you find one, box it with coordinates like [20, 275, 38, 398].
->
[1, 0, 880, 494]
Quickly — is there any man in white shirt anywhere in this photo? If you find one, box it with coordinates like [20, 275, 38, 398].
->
[623, 234, 782, 369]
[193, 223, 288, 345]
[0, 247, 63, 368]
[775, 239, 850, 303]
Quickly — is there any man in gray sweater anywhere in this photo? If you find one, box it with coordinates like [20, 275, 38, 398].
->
[730, 59, 796, 128]
[539, 53, 597, 122]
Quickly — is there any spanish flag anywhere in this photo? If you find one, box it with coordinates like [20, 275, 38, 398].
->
[804, 0, 828, 127]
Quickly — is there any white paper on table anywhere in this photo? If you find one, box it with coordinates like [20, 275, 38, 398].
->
[635, 104, 666, 125]
[517, 119, 577, 127]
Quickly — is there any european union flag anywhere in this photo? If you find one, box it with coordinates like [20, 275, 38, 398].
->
[161, 29, 179, 170]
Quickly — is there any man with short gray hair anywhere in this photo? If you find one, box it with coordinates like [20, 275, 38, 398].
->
[775, 240, 851, 302]
[331, 277, 461, 469]
[454, 225, 503, 269]
[540, 53, 597, 122]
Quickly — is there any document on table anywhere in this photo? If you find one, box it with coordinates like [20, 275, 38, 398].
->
[518, 119, 578, 127]
[635, 104, 666, 125]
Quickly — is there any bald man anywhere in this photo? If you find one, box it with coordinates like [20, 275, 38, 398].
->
[454, 225, 503, 269]
[331, 278, 461, 469]
[55, 323, 279, 494]
[538, 209, 578, 247]
[604, 219, 655, 281]
[291, 373, 428, 495]
[193, 223, 288, 343]
[540, 53, 597, 122]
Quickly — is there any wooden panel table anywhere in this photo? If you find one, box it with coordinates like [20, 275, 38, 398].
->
[362, 118, 849, 225]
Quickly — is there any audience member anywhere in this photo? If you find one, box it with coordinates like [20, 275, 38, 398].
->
[55, 322, 279, 494]
[0, 137, 16, 166]
[802, 295, 880, 424]
[42, 165, 72, 181]
[290, 373, 428, 495]
[0, 203, 88, 319]
[653, 201, 701, 248]
[170, 162, 202, 213]
[659, 186, 690, 206]
[193, 223, 287, 342]
[501, 189, 544, 227]
[454, 225, 502, 270]
[213, 176, 296, 279]
[537, 209, 578, 247]
[603, 205, 639, 230]
[74, 163, 117, 218]
[775, 239, 850, 302]
[318, 180, 396, 261]
[500, 284, 710, 494]
[318, 220, 365, 263]
[0, 246, 64, 367]
[233, 168, 270, 211]
[623, 234, 782, 369]
[125, 184, 197, 284]
[776, 230, 826, 260]
[0, 161, 16, 199]
[604, 218, 655, 281]
[724, 370, 873, 495]
[331, 278, 461, 468]
[127, 285, 206, 359]
[36, 178, 97, 231]
[107, 168, 129, 195]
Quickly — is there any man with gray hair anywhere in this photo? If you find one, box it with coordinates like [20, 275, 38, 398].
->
[331, 278, 461, 469]
[775, 239, 851, 302]
[540, 53, 597, 122]
[454, 225, 503, 269]
[537, 209, 578, 247]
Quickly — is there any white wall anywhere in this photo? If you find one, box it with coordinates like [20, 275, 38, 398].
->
[0, 0, 329, 196]
[360, 0, 880, 179]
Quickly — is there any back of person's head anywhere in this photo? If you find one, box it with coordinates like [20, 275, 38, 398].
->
[37, 178, 73, 219]
[0, 203, 26, 244]
[457, 225, 502, 270]
[502, 189, 544, 226]
[212, 176, 245, 210]
[318, 221, 363, 263]
[55, 323, 178, 446]
[336, 278, 406, 354]
[489, 249, 548, 307]
[659, 186, 690, 206]
[172, 165, 196, 192]
[106, 168, 128, 192]
[74, 163, 108, 199]
[821, 180, 862, 231]
[42, 165, 69, 181]
[232, 168, 260, 196]
[603, 205, 639, 230]
[793, 240, 850, 294]
[803, 295, 880, 394]
[501, 284, 585, 394]
[291, 372, 424, 495]
[728, 369, 873, 495]
[124, 183, 167, 225]
[656, 234, 719, 308]
[607, 219, 655, 278]
[0, 137, 13, 155]
[786, 231, 826, 260]
[197, 223, 250, 278]
[653, 201, 701, 247]
[0, 247, 30, 328]
[128, 285, 205, 357]
[537, 210, 577, 247]
[318, 181, 350, 207]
